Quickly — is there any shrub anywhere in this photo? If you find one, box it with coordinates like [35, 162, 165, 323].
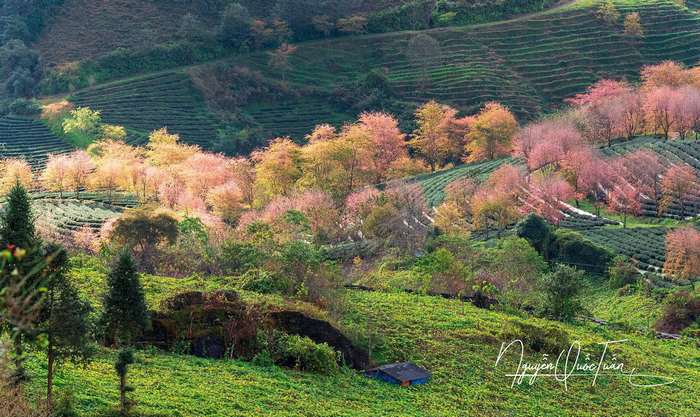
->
[500, 320, 570, 354]
[608, 256, 640, 289]
[655, 291, 700, 334]
[550, 229, 613, 274]
[218, 240, 264, 275]
[263, 331, 340, 374]
[239, 268, 289, 294]
[7, 98, 40, 115]
[541, 265, 585, 321]
[516, 214, 553, 257]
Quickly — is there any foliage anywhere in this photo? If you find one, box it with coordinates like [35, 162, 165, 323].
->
[550, 229, 613, 275]
[541, 264, 585, 321]
[102, 251, 149, 346]
[261, 331, 340, 374]
[655, 290, 700, 334]
[608, 256, 640, 289]
[61, 107, 102, 147]
[516, 214, 553, 257]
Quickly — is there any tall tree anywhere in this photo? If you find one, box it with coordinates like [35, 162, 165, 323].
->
[406, 34, 441, 90]
[40, 154, 70, 198]
[663, 227, 700, 281]
[65, 150, 96, 199]
[465, 102, 518, 162]
[110, 207, 179, 273]
[39, 244, 93, 409]
[660, 164, 699, 218]
[410, 101, 463, 171]
[102, 251, 149, 346]
[0, 182, 36, 249]
[0, 184, 42, 386]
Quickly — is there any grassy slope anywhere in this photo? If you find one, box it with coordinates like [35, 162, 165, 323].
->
[25, 265, 700, 416]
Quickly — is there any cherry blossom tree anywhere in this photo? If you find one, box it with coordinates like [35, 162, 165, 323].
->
[643, 86, 678, 140]
[607, 180, 642, 228]
[664, 227, 700, 281]
[0, 158, 32, 195]
[522, 172, 575, 224]
[660, 164, 699, 218]
[614, 149, 665, 202]
[358, 112, 408, 183]
[641, 61, 695, 90]
[41, 154, 71, 198]
[64, 150, 95, 199]
[410, 101, 464, 171]
[514, 118, 585, 173]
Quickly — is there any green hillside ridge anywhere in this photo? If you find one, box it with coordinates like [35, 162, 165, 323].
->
[48, 0, 700, 146]
[36, 0, 561, 69]
[23, 264, 700, 417]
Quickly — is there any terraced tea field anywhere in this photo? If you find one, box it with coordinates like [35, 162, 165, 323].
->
[233, 0, 700, 122]
[0, 117, 72, 168]
[243, 95, 354, 140]
[33, 199, 123, 239]
[602, 137, 700, 219]
[584, 227, 669, 274]
[409, 158, 517, 207]
[70, 72, 222, 147]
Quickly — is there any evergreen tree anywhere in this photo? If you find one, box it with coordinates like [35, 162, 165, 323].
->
[0, 182, 40, 386]
[0, 181, 36, 249]
[102, 251, 149, 346]
[39, 244, 94, 409]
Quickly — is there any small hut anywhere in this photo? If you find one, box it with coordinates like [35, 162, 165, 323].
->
[364, 362, 431, 386]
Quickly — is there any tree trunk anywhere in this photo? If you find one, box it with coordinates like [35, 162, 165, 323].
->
[47, 338, 54, 410]
[120, 373, 127, 416]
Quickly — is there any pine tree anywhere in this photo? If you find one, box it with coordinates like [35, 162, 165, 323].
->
[0, 182, 36, 249]
[0, 182, 40, 386]
[39, 244, 94, 409]
[102, 250, 149, 346]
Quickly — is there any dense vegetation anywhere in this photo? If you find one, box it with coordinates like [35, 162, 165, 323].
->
[0, 1, 699, 416]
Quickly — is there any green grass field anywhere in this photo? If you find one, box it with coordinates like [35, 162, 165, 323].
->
[24, 264, 700, 417]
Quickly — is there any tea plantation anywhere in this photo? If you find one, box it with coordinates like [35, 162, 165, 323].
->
[69, 72, 222, 147]
[23, 269, 700, 417]
[0, 117, 72, 168]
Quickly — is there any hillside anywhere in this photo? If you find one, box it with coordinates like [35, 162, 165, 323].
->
[24, 268, 700, 417]
[46, 0, 700, 146]
[36, 0, 561, 68]
[0, 117, 72, 168]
